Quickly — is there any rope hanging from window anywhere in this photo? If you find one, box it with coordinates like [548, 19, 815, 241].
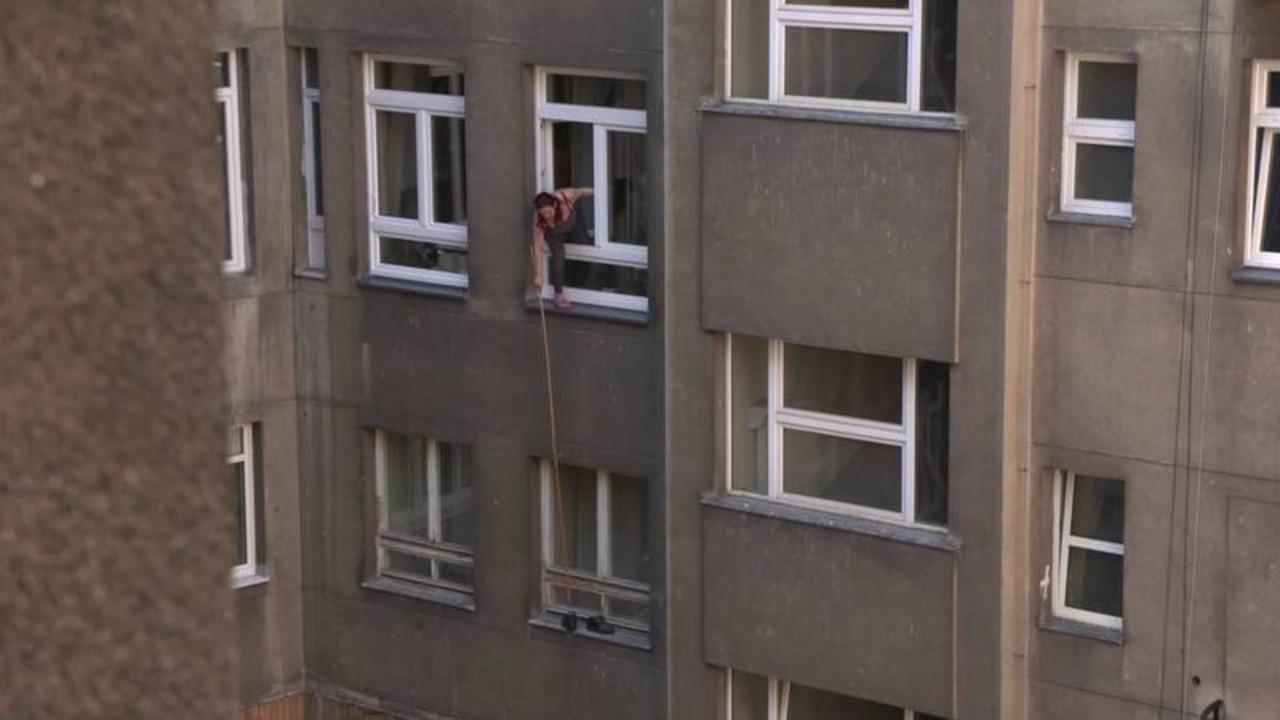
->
[536, 298, 574, 629]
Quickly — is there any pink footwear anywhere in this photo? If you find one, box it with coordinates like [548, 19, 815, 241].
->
[553, 294, 572, 310]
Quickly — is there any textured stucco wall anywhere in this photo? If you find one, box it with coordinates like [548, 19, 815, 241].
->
[0, 4, 231, 719]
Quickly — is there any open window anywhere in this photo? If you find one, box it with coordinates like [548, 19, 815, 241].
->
[1051, 470, 1124, 630]
[538, 460, 651, 642]
[374, 431, 475, 600]
[725, 669, 949, 719]
[728, 0, 957, 113]
[229, 424, 266, 586]
[536, 69, 649, 312]
[300, 47, 325, 271]
[364, 56, 469, 287]
[726, 334, 949, 527]
[215, 51, 249, 273]
[1246, 60, 1280, 268]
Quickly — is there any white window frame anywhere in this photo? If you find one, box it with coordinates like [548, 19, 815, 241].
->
[228, 424, 263, 585]
[364, 54, 468, 287]
[1060, 53, 1136, 218]
[724, 335, 945, 528]
[300, 47, 325, 271]
[216, 51, 249, 273]
[1246, 60, 1280, 269]
[538, 460, 651, 632]
[724, 670, 936, 720]
[373, 430, 474, 593]
[726, 0, 928, 113]
[1051, 470, 1124, 630]
[535, 68, 649, 313]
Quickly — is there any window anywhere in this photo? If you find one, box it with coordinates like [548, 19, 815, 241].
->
[1061, 54, 1136, 217]
[727, 0, 957, 113]
[229, 424, 266, 585]
[300, 47, 325, 271]
[539, 461, 651, 636]
[215, 51, 249, 272]
[536, 70, 649, 312]
[1051, 470, 1124, 629]
[364, 57, 468, 286]
[1246, 60, 1280, 268]
[725, 669, 948, 720]
[726, 335, 949, 526]
[374, 431, 475, 596]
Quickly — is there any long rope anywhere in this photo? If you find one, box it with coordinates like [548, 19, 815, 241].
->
[537, 290, 572, 589]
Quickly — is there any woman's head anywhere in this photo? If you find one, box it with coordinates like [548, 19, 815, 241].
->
[534, 192, 560, 229]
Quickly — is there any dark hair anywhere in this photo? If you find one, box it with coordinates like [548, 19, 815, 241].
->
[534, 191, 564, 230]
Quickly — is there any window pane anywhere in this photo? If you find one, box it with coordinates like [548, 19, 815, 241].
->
[385, 549, 434, 581]
[730, 0, 768, 98]
[1074, 143, 1133, 203]
[1268, 70, 1280, 108]
[564, 259, 648, 297]
[609, 473, 649, 583]
[608, 131, 647, 246]
[310, 100, 324, 217]
[784, 344, 902, 423]
[376, 111, 418, 219]
[731, 335, 769, 494]
[785, 27, 907, 104]
[383, 433, 430, 540]
[608, 598, 649, 625]
[214, 52, 230, 88]
[548, 74, 646, 109]
[787, 682, 903, 720]
[232, 461, 247, 566]
[378, 236, 468, 275]
[303, 47, 319, 89]
[922, 0, 958, 112]
[551, 584, 603, 613]
[1077, 61, 1136, 120]
[915, 361, 950, 526]
[785, 0, 906, 6]
[439, 442, 473, 548]
[552, 464, 598, 573]
[374, 61, 464, 95]
[1065, 547, 1123, 617]
[1258, 132, 1280, 253]
[729, 671, 770, 720]
[216, 106, 232, 260]
[551, 121, 595, 204]
[438, 562, 473, 588]
[431, 116, 467, 224]
[783, 430, 902, 512]
[1069, 475, 1123, 544]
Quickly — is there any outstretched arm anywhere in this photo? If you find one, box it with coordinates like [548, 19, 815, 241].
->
[531, 225, 546, 288]
[559, 187, 595, 205]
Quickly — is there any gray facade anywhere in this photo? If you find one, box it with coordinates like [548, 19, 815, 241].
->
[220, 1, 1280, 719]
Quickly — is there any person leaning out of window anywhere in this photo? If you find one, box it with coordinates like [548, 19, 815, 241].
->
[531, 187, 593, 309]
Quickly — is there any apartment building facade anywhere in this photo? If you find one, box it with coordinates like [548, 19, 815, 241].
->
[217, 0, 1280, 718]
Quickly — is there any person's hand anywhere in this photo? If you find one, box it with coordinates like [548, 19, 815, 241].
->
[536, 238, 548, 256]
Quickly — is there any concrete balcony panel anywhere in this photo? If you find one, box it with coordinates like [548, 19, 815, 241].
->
[701, 108, 960, 362]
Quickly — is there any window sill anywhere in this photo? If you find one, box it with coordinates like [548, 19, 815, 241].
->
[295, 268, 329, 281]
[700, 492, 959, 552]
[1046, 210, 1134, 229]
[528, 610, 652, 651]
[357, 275, 469, 301]
[1038, 614, 1124, 645]
[1230, 266, 1280, 285]
[362, 576, 476, 612]
[523, 297, 649, 326]
[702, 100, 967, 133]
[231, 571, 270, 590]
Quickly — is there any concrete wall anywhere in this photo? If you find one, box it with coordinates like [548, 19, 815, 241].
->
[1030, 0, 1280, 717]
[0, 4, 231, 720]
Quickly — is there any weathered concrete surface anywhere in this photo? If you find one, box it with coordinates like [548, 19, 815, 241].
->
[0, 4, 231, 720]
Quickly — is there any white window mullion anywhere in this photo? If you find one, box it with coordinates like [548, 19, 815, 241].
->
[593, 125, 610, 248]
[906, 0, 923, 111]
[597, 471, 611, 577]
[1068, 535, 1125, 556]
[240, 426, 256, 572]
[1251, 128, 1275, 261]
[778, 679, 791, 720]
[725, 335, 735, 492]
[418, 110, 433, 228]
[427, 440, 442, 543]
[767, 339, 784, 498]
[768, 0, 782, 101]
[901, 358, 918, 522]
[1054, 471, 1075, 616]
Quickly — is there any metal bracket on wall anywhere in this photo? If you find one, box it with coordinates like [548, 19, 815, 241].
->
[1199, 699, 1224, 720]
